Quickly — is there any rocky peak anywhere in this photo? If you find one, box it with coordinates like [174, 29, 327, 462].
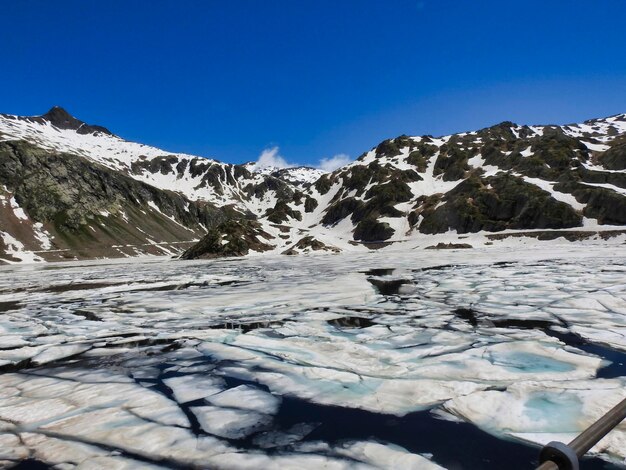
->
[41, 106, 82, 129]
[40, 106, 113, 136]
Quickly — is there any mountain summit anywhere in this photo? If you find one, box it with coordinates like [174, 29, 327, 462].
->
[46, 106, 114, 135]
[23, 106, 115, 136]
[1, 108, 626, 263]
[42, 106, 84, 129]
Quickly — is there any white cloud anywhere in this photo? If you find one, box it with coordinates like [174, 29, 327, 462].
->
[318, 154, 351, 172]
[255, 147, 293, 169]
[253, 147, 351, 173]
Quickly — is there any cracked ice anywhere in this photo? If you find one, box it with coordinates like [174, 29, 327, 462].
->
[0, 246, 625, 469]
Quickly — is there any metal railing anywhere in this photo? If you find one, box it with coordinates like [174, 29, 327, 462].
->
[537, 396, 626, 470]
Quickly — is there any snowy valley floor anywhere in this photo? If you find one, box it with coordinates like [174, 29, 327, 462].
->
[1, 245, 626, 469]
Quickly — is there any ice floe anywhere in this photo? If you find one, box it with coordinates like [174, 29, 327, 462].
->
[0, 245, 625, 468]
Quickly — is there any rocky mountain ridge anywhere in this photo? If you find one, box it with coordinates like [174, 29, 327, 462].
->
[1, 107, 625, 263]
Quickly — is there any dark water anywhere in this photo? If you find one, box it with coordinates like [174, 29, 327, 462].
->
[327, 316, 377, 328]
[126, 361, 574, 469]
[9, 461, 50, 470]
[362, 268, 396, 276]
[7, 351, 625, 470]
[449, 306, 626, 380]
[546, 329, 626, 380]
[224, 376, 619, 470]
[0, 301, 22, 313]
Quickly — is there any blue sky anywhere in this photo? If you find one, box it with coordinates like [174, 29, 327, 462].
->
[2, 0, 625, 168]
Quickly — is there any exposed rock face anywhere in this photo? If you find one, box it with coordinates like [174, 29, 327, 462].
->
[264, 200, 302, 224]
[425, 242, 473, 250]
[1, 108, 626, 262]
[14, 106, 113, 136]
[180, 220, 272, 259]
[313, 114, 626, 243]
[353, 219, 395, 242]
[598, 140, 626, 170]
[417, 174, 583, 234]
[41, 106, 114, 135]
[0, 140, 229, 261]
[281, 235, 340, 255]
[1, 141, 227, 230]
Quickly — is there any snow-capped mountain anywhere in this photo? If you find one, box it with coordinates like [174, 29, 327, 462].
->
[312, 115, 626, 242]
[244, 163, 327, 185]
[1, 107, 626, 263]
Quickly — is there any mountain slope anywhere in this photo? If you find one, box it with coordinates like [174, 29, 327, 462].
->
[1, 107, 626, 263]
[0, 139, 239, 262]
[0, 107, 325, 262]
[313, 116, 626, 242]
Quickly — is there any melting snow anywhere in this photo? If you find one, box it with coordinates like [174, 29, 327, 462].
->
[0, 247, 625, 467]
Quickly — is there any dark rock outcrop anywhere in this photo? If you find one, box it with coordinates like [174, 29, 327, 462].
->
[418, 174, 582, 234]
[425, 242, 473, 249]
[38, 106, 113, 135]
[180, 220, 272, 259]
[598, 140, 626, 170]
[353, 218, 395, 242]
[281, 236, 339, 255]
[0, 140, 229, 258]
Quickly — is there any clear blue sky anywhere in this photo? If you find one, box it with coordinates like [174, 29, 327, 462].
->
[2, 0, 625, 167]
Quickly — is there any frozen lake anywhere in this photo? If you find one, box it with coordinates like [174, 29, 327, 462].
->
[1, 245, 626, 469]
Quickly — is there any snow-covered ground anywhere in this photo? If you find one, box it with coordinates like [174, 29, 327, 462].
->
[0, 245, 626, 469]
